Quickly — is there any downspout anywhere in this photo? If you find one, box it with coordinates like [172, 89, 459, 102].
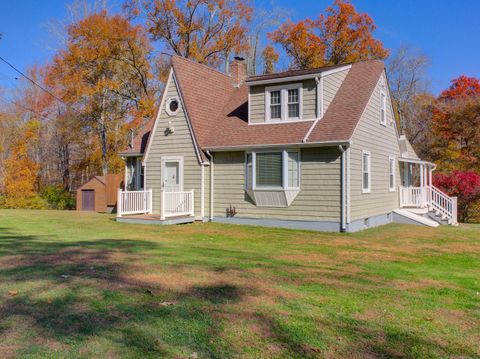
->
[205, 151, 214, 221]
[200, 164, 205, 220]
[339, 145, 348, 232]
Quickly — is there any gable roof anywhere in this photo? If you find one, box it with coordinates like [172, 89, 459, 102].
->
[125, 56, 386, 156]
[120, 117, 155, 156]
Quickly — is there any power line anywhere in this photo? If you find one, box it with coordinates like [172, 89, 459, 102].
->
[0, 95, 55, 122]
[0, 56, 73, 110]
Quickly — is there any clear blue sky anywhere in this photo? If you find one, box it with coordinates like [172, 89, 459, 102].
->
[0, 0, 479, 94]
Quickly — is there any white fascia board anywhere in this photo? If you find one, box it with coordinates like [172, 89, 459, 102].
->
[143, 68, 173, 163]
[203, 140, 350, 152]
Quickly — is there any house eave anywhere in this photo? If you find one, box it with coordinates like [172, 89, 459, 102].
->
[246, 65, 351, 86]
[203, 140, 350, 152]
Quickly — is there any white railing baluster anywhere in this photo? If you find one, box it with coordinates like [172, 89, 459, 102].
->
[117, 190, 152, 216]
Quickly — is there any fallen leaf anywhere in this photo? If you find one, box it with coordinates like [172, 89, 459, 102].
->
[424, 316, 433, 321]
[8, 290, 18, 297]
[159, 301, 175, 307]
[47, 298, 53, 304]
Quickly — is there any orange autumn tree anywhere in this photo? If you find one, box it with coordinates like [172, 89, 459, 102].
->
[269, 0, 389, 69]
[431, 76, 480, 172]
[262, 45, 279, 74]
[2, 119, 44, 208]
[48, 11, 155, 176]
[127, 0, 253, 70]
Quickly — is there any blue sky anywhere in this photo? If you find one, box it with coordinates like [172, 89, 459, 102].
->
[0, 0, 479, 94]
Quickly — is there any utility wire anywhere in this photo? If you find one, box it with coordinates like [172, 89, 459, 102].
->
[0, 95, 55, 122]
[0, 56, 83, 117]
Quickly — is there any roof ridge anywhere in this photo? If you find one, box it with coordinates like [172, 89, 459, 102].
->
[171, 55, 231, 80]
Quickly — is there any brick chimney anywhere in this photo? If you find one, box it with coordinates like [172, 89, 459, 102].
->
[230, 56, 247, 87]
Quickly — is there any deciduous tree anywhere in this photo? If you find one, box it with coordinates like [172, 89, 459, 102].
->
[262, 45, 279, 74]
[433, 170, 480, 222]
[269, 0, 388, 69]
[431, 76, 480, 172]
[126, 0, 252, 71]
[48, 11, 155, 176]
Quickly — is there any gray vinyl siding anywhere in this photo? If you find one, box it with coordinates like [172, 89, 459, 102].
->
[249, 85, 265, 123]
[302, 79, 317, 120]
[349, 72, 401, 221]
[145, 76, 207, 217]
[212, 147, 341, 221]
[323, 68, 349, 114]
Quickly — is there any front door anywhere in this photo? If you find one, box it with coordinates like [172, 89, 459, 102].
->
[162, 159, 182, 192]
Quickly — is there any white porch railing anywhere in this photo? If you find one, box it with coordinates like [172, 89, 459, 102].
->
[428, 186, 458, 225]
[399, 186, 426, 208]
[399, 186, 457, 225]
[160, 190, 194, 220]
[117, 189, 152, 217]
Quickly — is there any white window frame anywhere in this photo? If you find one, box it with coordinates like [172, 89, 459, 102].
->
[362, 150, 371, 194]
[388, 156, 396, 192]
[136, 158, 144, 190]
[245, 149, 300, 190]
[380, 90, 387, 126]
[265, 83, 303, 122]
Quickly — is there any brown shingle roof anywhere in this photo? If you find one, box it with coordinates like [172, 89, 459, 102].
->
[246, 63, 349, 83]
[122, 57, 385, 155]
[120, 117, 155, 155]
[307, 60, 384, 142]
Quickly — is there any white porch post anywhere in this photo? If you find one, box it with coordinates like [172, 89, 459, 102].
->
[117, 189, 123, 217]
[160, 190, 165, 220]
[420, 164, 424, 187]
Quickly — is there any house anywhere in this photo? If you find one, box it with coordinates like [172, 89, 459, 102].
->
[77, 174, 123, 213]
[117, 56, 457, 231]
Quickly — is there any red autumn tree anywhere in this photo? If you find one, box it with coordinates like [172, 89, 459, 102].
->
[269, 0, 389, 69]
[431, 76, 480, 172]
[433, 171, 480, 222]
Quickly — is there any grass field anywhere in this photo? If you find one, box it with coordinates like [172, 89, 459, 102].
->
[0, 210, 479, 358]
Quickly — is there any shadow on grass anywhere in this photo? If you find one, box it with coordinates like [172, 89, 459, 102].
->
[0, 226, 244, 357]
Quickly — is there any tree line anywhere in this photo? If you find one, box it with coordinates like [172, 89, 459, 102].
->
[0, 0, 478, 219]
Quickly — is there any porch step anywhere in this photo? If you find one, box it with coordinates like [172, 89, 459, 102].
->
[393, 209, 440, 228]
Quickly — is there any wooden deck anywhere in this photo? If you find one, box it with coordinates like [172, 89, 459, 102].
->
[116, 214, 196, 225]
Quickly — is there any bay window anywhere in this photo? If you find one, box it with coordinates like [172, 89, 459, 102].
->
[245, 150, 300, 190]
[266, 84, 302, 121]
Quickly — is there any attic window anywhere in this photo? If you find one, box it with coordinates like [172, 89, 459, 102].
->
[166, 97, 180, 116]
[265, 84, 302, 122]
[380, 91, 387, 125]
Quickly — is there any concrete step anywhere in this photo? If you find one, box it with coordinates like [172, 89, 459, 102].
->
[393, 209, 440, 228]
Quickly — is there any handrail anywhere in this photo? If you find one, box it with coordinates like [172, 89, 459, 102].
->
[399, 185, 457, 225]
[117, 189, 152, 217]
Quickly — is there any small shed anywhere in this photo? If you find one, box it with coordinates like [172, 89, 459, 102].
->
[76, 174, 123, 213]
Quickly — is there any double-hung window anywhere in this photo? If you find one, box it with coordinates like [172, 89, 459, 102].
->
[362, 151, 371, 193]
[380, 91, 387, 125]
[245, 150, 300, 190]
[287, 88, 300, 118]
[388, 157, 395, 191]
[269, 90, 282, 120]
[266, 84, 302, 121]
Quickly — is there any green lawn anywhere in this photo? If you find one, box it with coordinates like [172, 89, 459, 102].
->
[0, 210, 479, 358]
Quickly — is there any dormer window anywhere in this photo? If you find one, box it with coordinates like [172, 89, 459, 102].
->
[270, 90, 281, 120]
[265, 84, 303, 122]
